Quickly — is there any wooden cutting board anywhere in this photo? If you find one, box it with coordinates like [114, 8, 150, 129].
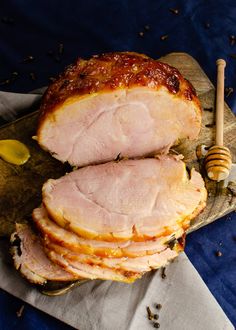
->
[0, 52, 236, 238]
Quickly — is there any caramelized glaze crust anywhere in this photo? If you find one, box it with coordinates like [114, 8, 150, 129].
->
[39, 52, 200, 126]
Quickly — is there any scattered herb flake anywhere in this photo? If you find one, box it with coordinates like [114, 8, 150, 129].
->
[0, 79, 11, 86]
[115, 153, 122, 161]
[225, 87, 234, 98]
[153, 314, 159, 320]
[229, 35, 236, 46]
[139, 31, 144, 37]
[16, 305, 25, 317]
[22, 55, 34, 63]
[12, 71, 19, 78]
[160, 34, 168, 41]
[169, 8, 179, 15]
[29, 72, 36, 81]
[161, 267, 166, 279]
[215, 251, 222, 257]
[144, 25, 150, 31]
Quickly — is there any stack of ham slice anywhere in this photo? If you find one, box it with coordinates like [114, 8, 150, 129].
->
[11, 52, 207, 285]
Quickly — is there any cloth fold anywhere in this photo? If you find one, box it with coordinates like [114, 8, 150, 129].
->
[0, 91, 41, 125]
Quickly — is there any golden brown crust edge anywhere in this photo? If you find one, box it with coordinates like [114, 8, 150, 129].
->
[37, 51, 201, 135]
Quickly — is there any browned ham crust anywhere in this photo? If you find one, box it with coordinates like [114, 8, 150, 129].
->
[38, 52, 200, 126]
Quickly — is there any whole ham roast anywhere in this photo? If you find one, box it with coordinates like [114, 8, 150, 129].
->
[37, 52, 201, 167]
[10, 52, 207, 286]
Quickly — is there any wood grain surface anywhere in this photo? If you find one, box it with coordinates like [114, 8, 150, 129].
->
[0, 52, 236, 238]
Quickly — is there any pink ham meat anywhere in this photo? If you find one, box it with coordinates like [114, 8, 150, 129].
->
[10, 224, 76, 284]
[42, 156, 207, 241]
[45, 240, 181, 273]
[11, 224, 140, 283]
[46, 250, 141, 283]
[37, 52, 201, 167]
[33, 206, 184, 258]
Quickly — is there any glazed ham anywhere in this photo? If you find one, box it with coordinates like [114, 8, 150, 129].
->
[33, 206, 184, 258]
[10, 224, 76, 284]
[42, 156, 207, 241]
[10, 52, 207, 286]
[37, 52, 201, 167]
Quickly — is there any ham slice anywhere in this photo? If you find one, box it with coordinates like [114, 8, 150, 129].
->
[42, 156, 207, 241]
[11, 224, 140, 283]
[46, 249, 141, 283]
[45, 240, 181, 273]
[10, 224, 76, 284]
[37, 52, 201, 167]
[33, 206, 184, 257]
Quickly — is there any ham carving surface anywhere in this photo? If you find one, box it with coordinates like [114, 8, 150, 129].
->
[37, 52, 201, 167]
[42, 156, 207, 241]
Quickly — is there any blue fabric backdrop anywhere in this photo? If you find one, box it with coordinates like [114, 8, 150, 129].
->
[0, 0, 235, 328]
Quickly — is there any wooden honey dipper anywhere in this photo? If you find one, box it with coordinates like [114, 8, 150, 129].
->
[205, 59, 232, 181]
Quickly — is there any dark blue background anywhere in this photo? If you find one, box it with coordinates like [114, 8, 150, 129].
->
[0, 1, 235, 329]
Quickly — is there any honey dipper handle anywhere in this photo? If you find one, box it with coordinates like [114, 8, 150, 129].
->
[216, 59, 226, 146]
